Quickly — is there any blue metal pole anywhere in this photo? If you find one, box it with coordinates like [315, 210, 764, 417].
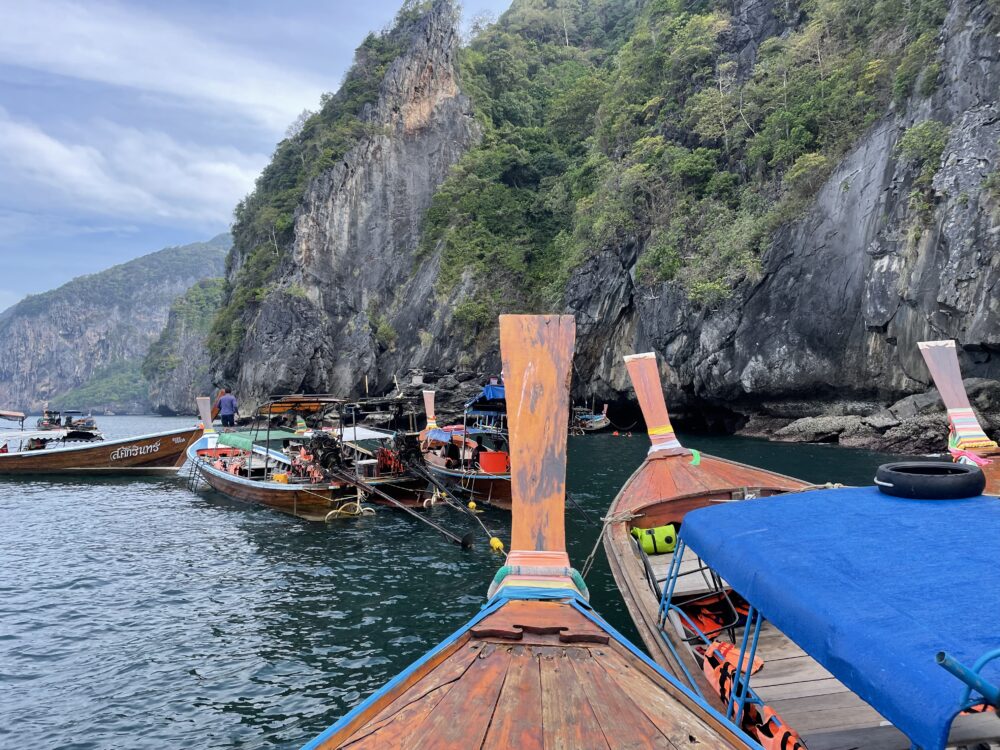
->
[936, 651, 1000, 708]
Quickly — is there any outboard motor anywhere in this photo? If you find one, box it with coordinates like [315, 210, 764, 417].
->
[309, 432, 346, 472]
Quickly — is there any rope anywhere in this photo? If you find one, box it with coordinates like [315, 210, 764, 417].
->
[609, 419, 639, 431]
[581, 509, 643, 579]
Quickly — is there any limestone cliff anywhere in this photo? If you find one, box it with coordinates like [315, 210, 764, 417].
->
[215, 0, 998, 452]
[568, 0, 1000, 448]
[143, 278, 225, 415]
[213, 0, 481, 405]
[0, 235, 229, 413]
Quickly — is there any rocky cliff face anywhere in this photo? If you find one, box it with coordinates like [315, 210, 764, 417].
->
[0, 235, 229, 413]
[216, 0, 481, 406]
[568, 0, 1000, 448]
[217, 0, 997, 453]
[143, 278, 225, 415]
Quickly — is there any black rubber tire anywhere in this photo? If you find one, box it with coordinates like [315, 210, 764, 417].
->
[874, 461, 985, 500]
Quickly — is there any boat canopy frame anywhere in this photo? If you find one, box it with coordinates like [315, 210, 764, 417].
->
[673, 486, 1000, 750]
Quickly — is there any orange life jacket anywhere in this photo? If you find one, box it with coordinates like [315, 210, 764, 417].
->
[702, 641, 764, 675]
[702, 646, 737, 705]
[683, 592, 750, 637]
[744, 704, 808, 750]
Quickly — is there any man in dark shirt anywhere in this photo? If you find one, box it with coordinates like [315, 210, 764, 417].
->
[216, 388, 238, 428]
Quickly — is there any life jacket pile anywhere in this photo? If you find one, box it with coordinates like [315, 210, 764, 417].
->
[701, 641, 808, 749]
[682, 592, 750, 637]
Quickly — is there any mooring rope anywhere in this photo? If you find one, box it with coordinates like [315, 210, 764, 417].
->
[581, 509, 643, 579]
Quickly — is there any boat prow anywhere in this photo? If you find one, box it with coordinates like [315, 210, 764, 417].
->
[300, 315, 757, 749]
[919, 339, 1000, 495]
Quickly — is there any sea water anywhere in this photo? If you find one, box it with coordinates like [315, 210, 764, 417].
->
[0, 416, 906, 748]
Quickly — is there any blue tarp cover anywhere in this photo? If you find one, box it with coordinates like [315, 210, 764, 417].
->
[465, 384, 505, 409]
[680, 486, 1000, 750]
[424, 427, 496, 442]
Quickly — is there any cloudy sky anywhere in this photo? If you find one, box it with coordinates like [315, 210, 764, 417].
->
[0, 0, 508, 312]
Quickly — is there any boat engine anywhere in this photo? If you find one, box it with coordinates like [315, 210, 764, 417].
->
[308, 432, 347, 474]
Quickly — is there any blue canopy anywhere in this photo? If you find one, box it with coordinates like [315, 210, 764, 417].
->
[680, 486, 1000, 750]
[424, 427, 498, 443]
[464, 384, 505, 410]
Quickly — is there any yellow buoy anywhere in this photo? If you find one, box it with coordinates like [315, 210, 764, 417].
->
[489, 537, 504, 552]
[468, 501, 477, 510]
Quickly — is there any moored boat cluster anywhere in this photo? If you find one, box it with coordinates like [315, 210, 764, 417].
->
[3, 328, 998, 749]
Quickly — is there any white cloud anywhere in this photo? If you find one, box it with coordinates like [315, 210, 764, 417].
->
[0, 0, 327, 131]
[0, 108, 265, 226]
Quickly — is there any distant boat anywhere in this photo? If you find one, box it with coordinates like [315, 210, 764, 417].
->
[35, 409, 102, 441]
[571, 402, 611, 433]
[0, 411, 200, 475]
[919, 339, 999, 495]
[420, 388, 512, 509]
[187, 394, 427, 521]
[299, 314, 757, 750]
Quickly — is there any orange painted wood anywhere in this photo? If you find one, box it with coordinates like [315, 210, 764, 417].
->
[358, 640, 482, 732]
[470, 600, 609, 644]
[567, 648, 676, 749]
[499, 314, 575, 553]
[624, 352, 686, 456]
[323, 635, 473, 749]
[538, 645, 612, 750]
[403, 642, 513, 749]
[481, 645, 544, 750]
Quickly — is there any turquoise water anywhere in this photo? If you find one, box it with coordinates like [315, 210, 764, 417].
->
[0, 416, 908, 748]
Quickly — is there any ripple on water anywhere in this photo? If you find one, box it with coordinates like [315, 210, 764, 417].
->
[0, 417, 903, 748]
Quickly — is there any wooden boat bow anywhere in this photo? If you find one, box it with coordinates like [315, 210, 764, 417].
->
[299, 317, 756, 749]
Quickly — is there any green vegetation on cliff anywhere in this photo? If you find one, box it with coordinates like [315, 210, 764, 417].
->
[208, 1, 436, 362]
[49, 362, 149, 411]
[7, 234, 230, 320]
[426, 0, 948, 316]
[143, 278, 225, 382]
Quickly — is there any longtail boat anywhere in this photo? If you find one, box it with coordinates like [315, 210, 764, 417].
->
[187, 395, 427, 522]
[571, 402, 611, 433]
[300, 314, 757, 750]
[603, 352, 808, 678]
[420, 389, 512, 509]
[655, 472, 1000, 749]
[0, 424, 200, 475]
[918, 339, 999, 495]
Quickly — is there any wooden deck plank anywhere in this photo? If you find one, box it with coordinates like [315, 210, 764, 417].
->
[769, 691, 885, 734]
[599, 642, 727, 746]
[402, 642, 514, 749]
[538, 647, 611, 750]
[648, 553, 719, 595]
[567, 647, 677, 750]
[752, 654, 834, 687]
[754, 677, 850, 702]
[807, 712, 1000, 750]
[481, 646, 544, 750]
[341, 641, 482, 745]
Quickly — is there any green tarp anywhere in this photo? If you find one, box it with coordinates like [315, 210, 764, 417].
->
[217, 430, 300, 451]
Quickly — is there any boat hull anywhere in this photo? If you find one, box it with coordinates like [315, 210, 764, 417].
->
[603, 451, 806, 686]
[425, 464, 512, 509]
[0, 427, 201, 475]
[189, 440, 426, 521]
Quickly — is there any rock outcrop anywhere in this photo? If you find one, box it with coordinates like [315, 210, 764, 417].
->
[143, 278, 225, 415]
[568, 0, 1000, 451]
[216, 0, 482, 406]
[0, 235, 229, 413]
[215, 0, 997, 454]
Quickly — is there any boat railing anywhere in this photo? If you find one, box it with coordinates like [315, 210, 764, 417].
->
[937, 649, 1000, 713]
[656, 537, 769, 726]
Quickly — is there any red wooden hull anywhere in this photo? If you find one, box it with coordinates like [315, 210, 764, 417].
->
[193, 449, 426, 521]
[0, 427, 201, 475]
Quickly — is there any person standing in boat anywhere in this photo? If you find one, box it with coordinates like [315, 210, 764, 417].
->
[216, 388, 239, 429]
